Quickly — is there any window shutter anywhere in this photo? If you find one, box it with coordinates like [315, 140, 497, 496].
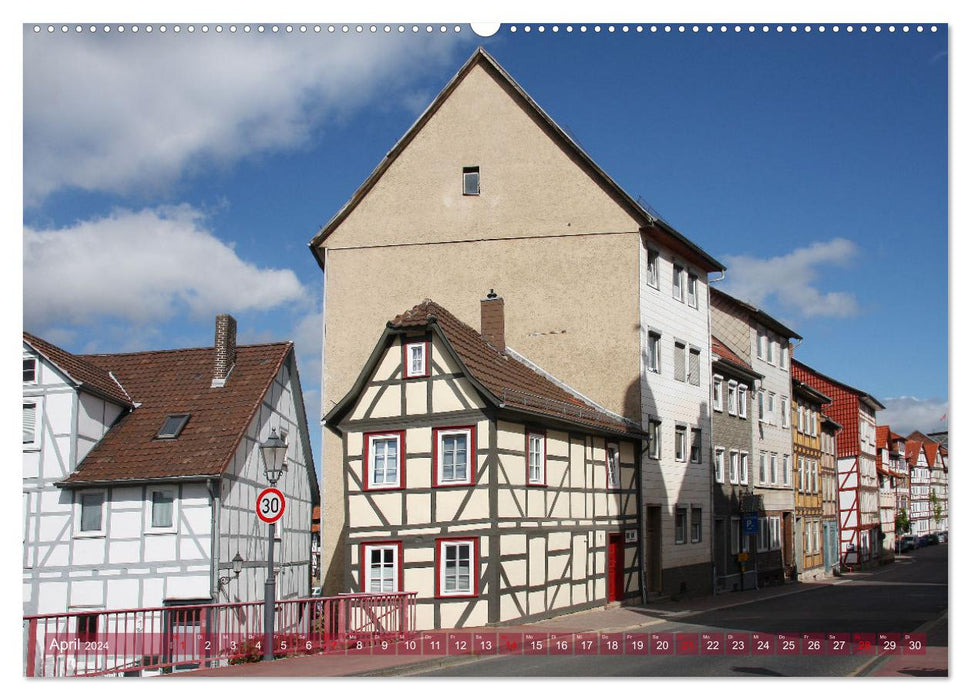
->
[23, 403, 36, 444]
[688, 349, 700, 386]
[674, 343, 686, 381]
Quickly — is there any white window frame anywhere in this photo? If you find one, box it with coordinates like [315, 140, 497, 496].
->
[758, 390, 766, 422]
[675, 426, 687, 462]
[799, 456, 806, 492]
[738, 385, 748, 419]
[527, 432, 546, 486]
[780, 345, 788, 369]
[798, 404, 805, 433]
[687, 272, 698, 308]
[367, 432, 403, 490]
[462, 166, 480, 196]
[727, 381, 738, 416]
[759, 452, 767, 484]
[438, 539, 476, 597]
[690, 507, 702, 543]
[767, 338, 775, 365]
[363, 543, 400, 593]
[781, 396, 789, 428]
[23, 356, 38, 384]
[606, 443, 621, 490]
[729, 450, 739, 484]
[23, 398, 42, 451]
[712, 375, 723, 411]
[768, 392, 776, 424]
[782, 454, 790, 487]
[674, 341, 687, 382]
[770, 453, 778, 484]
[403, 341, 428, 379]
[672, 263, 684, 301]
[687, 347, 701, 386]
[675, 508, 687, 545]
[648, 419, 662, 459]
[76, 489, 107, 538]
[647, 331, 661, 374]
[646, 248, 659, 289]
[689, 429, 702, 464]
[437, 428, 473, 486]
[714, 448, 725, 483]
[756, 330, 766, 360]
[740, 451, 750, 485]
[146, 486, 178, 534]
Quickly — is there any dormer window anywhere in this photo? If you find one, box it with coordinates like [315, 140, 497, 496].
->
[463, 166, 480, 196]
[403, 341, 429, 379]
[23, 357, 37, 383]
[157, 414, 190, 439]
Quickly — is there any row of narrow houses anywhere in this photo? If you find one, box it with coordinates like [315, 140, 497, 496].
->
[309, 47, 948, 622]
[23, 48, 947, 639]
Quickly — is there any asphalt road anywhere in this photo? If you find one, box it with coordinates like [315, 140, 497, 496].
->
[418, 544, 948, 677]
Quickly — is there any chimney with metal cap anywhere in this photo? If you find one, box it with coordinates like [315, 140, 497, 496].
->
[212, 314, 237, 387]
[481, 289, 505, 353]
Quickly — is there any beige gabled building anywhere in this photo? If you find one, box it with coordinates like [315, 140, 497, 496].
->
[310, 48, 723, 598]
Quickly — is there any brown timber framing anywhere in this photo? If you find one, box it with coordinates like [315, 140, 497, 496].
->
[327, 322, 643, 627]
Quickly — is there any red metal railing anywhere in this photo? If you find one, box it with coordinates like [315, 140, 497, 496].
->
[23, 592, 417, 678]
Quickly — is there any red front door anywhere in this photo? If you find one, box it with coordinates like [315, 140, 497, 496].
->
[607, 533, 624, 602]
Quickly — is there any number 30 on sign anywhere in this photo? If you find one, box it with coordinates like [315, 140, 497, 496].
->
[256, 487, 286, 524]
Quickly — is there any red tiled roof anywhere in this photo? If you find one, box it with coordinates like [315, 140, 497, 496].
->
[311, 506, 321, 533]
[24, 331, 134, 407]
[390, 300, 643, 437]
[904, 440, 923, 467]
[876, 425, 890, 450]
[60, 342, 292, 485]
[711, 336, 752, 370]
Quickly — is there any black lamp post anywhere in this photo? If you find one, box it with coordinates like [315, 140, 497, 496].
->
[260, 428, 288, 662]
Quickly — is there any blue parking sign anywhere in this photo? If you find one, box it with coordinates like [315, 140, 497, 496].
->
[743, 513, 759, 534]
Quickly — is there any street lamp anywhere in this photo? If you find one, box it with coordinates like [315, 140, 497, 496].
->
[260, 428, 288, 662]
[218, 551, 244, 588]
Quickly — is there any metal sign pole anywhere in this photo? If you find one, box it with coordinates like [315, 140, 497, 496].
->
[264, 521, 276, 662]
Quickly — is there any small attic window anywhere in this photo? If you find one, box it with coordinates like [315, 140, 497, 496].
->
[157, 414, 190, 439]
[463, 166, 480, 196]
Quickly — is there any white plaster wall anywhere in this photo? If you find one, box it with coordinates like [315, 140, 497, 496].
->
[639, 238, 712, 571]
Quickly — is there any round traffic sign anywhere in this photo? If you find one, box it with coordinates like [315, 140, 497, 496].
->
[256, 487, 286, 524]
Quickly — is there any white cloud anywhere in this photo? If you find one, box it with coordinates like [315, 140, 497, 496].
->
[878, 396, 949, 436]
[23, 31, 465, 204]
[721, 238, 861, 318]
[23, 204, 306, 326]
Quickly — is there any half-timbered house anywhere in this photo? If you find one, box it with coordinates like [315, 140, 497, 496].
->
[23, 317, 318, 619]
[324, 296, 644, 629]
[791, 379, 831, 580]
[791, 360, 884, 569]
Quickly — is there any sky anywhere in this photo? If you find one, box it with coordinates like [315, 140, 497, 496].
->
[19, 20, 949, 475]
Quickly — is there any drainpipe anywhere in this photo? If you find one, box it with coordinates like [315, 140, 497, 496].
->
[635, 440, 647, 605]
[705, 275, 718, 595]
[208, 478, 220, 601]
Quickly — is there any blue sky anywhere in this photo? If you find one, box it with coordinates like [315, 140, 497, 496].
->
[21, 22, 948, 470]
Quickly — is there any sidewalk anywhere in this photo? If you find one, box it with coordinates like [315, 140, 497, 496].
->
[179, 579, 833, 678]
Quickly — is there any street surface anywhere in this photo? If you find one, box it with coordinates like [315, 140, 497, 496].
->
[419, 544, 947, 677]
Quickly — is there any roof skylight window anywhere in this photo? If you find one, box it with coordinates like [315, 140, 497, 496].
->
[157, 414, 190, 439]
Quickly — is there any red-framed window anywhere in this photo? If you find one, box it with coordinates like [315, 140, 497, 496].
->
[402, 340, 431, 379]
[435, 537, 479, 598]
[433, 425, 476, 487]
[363, 430, 406, 491]
[526, 430, 547, 486]
[360, 540, 404, 593]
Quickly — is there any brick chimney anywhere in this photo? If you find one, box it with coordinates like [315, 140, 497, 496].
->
[212, 314, 237, 387]
[481, 290, 505, 352]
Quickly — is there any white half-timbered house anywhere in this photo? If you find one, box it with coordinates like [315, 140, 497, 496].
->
[23, 316, 319, 622]
[325, 296, 644, 630]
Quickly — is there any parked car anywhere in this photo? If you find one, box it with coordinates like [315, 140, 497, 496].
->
[898, 535, 918, 552]
[939, 531, 948, 544]
[926, 534, 940, 545]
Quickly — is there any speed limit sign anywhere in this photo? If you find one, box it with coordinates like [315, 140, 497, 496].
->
[256, 487, 286, 524]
